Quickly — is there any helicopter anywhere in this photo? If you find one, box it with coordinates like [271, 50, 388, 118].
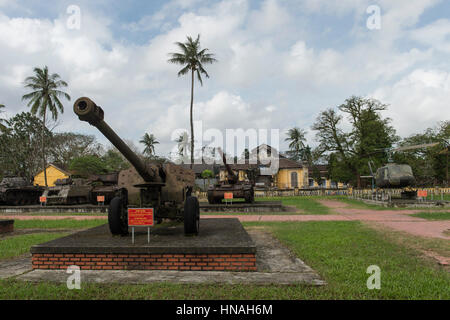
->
[364, 143, 440, 199]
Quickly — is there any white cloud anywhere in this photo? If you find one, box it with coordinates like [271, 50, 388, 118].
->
[0, 0, 448, 158]
[411, 18, 450, 53]
[371, 69, 450, 137]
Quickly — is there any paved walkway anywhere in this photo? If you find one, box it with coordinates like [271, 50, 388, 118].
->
[317, 200, 450, 240]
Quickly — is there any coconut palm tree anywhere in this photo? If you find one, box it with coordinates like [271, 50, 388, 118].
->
[285, 127, 307, 162]
[22, 66, 71, 187]
[168, 34, 217, 168]
[140, 133, 159, 158]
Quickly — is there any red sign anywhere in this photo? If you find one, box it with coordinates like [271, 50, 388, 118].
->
[97, 195, 105, 202]
[39, 196, 47, 203]
[224, 192, 233, 200]
[417, 190, 428, 197]
[128, 208, 154, 227]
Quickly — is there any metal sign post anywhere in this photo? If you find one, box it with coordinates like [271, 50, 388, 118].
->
[128, 208, 154, 245]
[224, 192, 233, 205]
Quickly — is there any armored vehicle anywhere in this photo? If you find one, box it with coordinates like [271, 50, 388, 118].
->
[0, 177, 43, 205]
[73, 97, 198, 236]
[366, 143, 440, 199]
[207, 148, 255, 204]
[90, 173, 121, 205]
[41, 178, 93, 205]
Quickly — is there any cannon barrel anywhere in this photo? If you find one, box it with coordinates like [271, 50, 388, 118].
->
[73, 97, 154, 182]
[217, 148, 238, 184]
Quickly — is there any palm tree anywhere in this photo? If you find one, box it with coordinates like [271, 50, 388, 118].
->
[140, 133, 159, 158]
[22, 66, 71, 187]
[285, 127, 307, 161]
[168, 34, 217, 168]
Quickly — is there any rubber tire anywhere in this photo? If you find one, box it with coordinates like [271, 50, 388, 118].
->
[109, 197, 128, 236]
[184, 196, 200, 235]
[245, 191, 254, 203]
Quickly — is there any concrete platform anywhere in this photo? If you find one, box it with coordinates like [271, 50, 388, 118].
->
[13, 229, 325, 286]
[0, 219, 14, 233]
[199, 201, 287, 213]
[31, 218, 257, 271]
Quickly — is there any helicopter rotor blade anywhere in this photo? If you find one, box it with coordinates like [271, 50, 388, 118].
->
[392, 142, 439, 152]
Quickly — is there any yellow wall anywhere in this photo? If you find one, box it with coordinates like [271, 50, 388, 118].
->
[34, 165, 69, 187]
[275, 168, 307, 189]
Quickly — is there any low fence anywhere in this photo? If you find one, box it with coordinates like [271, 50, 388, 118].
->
[349, 187, 450, 203]
[194, 187, 450, 200]
[194, 188, 349, 199]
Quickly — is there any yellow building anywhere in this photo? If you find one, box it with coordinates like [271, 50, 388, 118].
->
[273, 158, 308, 189]
[34, 164, 70, 187]
[307, 164, 347, 189]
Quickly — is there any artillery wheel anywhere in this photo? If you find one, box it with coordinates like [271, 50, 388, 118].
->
[245, 191, 254, 203]
[109, 197, 128, 236]
[184, 196, 200, 235]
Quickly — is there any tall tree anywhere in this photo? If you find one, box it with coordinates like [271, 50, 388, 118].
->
[140, 133, 159, 158]
[22, 66, 71, 186]
[285, 127, 307, 161]
[168, 35, 217, 168]
[312, 96, 398, 187]
[48, 133, 102, 169]
[0, 112, 52, 181]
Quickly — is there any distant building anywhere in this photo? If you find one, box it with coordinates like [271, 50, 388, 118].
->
[308, 164, 346, 189]
[218, 145, 309, 189]
[33, 164, 70, 187]
[181, 163, 221, 191]
[217, 145, 348, 190]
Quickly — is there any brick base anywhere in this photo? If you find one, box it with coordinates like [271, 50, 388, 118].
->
[32, 253, 257, 271]
[0, 220, 14, 234]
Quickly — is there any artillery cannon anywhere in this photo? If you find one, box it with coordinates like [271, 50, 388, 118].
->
[73, 97, 199, 236]
[207, 148, 255, 204]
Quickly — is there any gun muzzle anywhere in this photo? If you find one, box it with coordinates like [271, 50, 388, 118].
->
[73, 97, 104, 126]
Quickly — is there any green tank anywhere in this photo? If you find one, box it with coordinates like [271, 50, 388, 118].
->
[0, 177, 43, 205]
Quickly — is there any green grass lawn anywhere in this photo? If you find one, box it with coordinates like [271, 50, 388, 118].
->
[0, 233, 69, 260]
[13, 219, 106, 229]
[0, 220, 448, 299]
[409, 211, 450, 220]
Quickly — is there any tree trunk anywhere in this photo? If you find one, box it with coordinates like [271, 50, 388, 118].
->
[190, 69, 195, 169]
[42, 110, 48, 187]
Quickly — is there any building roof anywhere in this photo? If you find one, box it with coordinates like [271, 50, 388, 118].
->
[278, 157, 303, 169]
[181, 163, 220, 175]
[36, 163, 71, 176]
[308, 164, 328, 178]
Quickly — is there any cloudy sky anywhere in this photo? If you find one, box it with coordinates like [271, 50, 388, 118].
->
[0, 0, 449, 158]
